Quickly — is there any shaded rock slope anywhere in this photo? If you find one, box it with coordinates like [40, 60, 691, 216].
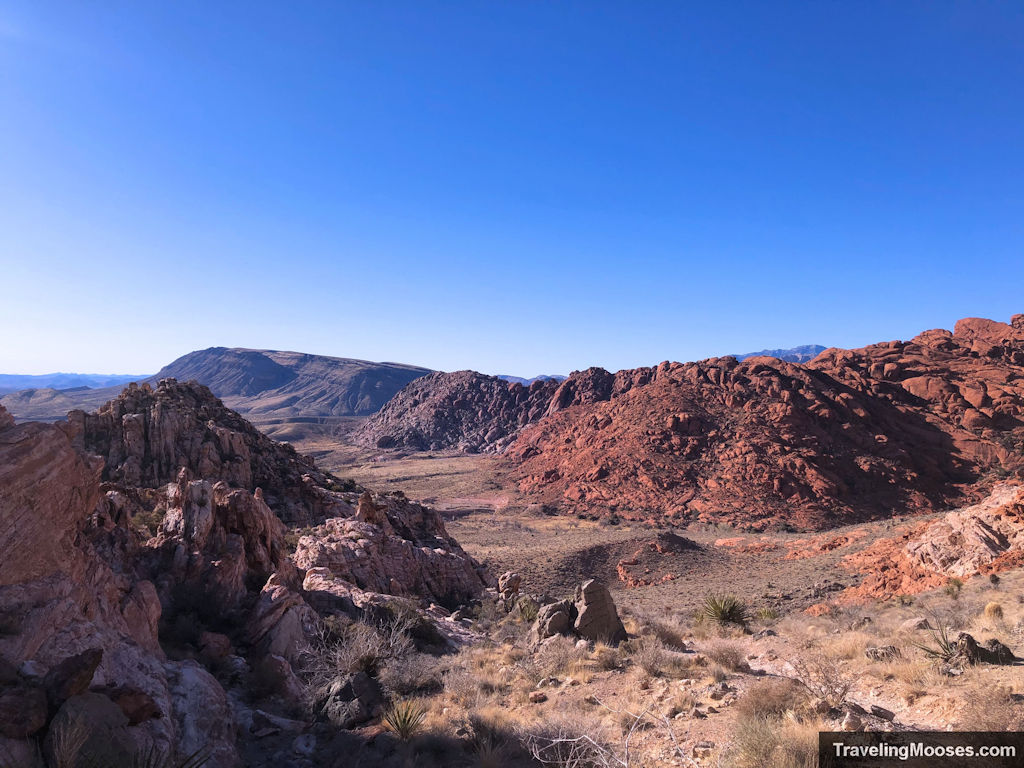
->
[353, 370, 563, 453]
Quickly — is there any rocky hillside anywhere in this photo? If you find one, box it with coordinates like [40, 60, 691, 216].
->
[0, 386, 488, 766]
[352, 371, 563, 453]
[68, 378, 352, 525]
[1, 348, 431, 437]
[511, 315, 1024, 529]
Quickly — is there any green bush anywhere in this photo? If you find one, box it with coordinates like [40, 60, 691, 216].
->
[383, 700, 427, 740]
[699, 594, 749, 627]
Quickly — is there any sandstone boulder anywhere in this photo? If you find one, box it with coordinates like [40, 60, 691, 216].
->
[530, 600, 577, 644]
[164, 661, 240, 768]
[43, 648, 103, 710]
[573, 580, 627, 644]
[293, 492, 487, 609]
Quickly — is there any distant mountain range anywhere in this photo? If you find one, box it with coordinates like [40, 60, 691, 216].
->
[731, 344, 826, 363]
[1, 348, 431, 438]
[0, 345, 825, 434]
[497, 374, 567, 386]
[0, 373, 145, 394]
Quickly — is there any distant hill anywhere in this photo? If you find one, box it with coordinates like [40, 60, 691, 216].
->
[2, 347, 432, 437]
[497, 374, 566, 386]
[732, 344, 826, 363]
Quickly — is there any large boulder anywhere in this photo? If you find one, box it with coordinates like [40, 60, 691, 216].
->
[164, 661, 240, 768]
[293, 492, 488, 609]
[314, 671, 384, 729]
[529, 600, 577, 644]
[573, 580, 627, 644]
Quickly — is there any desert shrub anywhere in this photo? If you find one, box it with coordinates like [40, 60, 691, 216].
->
[645, 618, 688, 650]
[989, 573, 1001, 586]
[790, 652, 852, 708]
[130, 507, 165, 539]
[699, 594, 749, 627]
[534, 635, 585, 679]
[515, 596, 540, 623]
[957, 684, 1024, 731]
[383, 699, 427, 740]
[705, 639, 746, 671]
[735, 678, 807, 721]
[519, 715, 618, 768]
[984, 601, 1004, 621]
[621, 635, 693, 677]
[912, 625, 957, 665]
[442, 666, 484, 707]
[757, 606, 781, 622]
[723, 713, 819, 768]
[709, 664, 728, 683]
[944, 578, 963, 599]
[334, 620, 412, 676]
[379, 652, 445, 697]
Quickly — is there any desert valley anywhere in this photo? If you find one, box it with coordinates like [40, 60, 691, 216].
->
[4, 4, 1023, 766]
[2, 313, 1023, 767]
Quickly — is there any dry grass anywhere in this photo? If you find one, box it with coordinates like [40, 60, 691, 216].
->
[723, 712, 822, 768]
[984, 601, 1004, 621]
[591, 642, 621, 671]
[704, 639, 747, 671]
[957, 683, 1024, 731]
[734, 677, 808, 721]
[825, 631, 871, 660]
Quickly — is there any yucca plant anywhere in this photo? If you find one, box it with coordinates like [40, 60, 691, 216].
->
[382, 699, 427, 741]
[699, 594, 749, 627]
[912, 625, 958, 665]
[515, 596, 539, 623]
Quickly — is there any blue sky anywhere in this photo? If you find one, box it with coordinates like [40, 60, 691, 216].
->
[1, 2, 1022, 376]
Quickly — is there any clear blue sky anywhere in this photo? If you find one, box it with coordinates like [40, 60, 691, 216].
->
[1, 2, 1022, 376]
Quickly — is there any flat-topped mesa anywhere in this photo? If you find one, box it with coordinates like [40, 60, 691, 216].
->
[68, 378, 350, 525]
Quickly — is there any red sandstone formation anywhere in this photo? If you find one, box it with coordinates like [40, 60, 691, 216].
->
[510, 315, 1024, 530]
[840, 483, 1024, 601]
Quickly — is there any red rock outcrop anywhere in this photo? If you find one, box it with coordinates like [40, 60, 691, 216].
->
[509, 315, 1024, 530]
[0, 404, 239, 765]
[1, 380, 490, 763]
[293, 491, 489, 609]
[841, 483, 1024, 601]
[69, 378, 351, 524]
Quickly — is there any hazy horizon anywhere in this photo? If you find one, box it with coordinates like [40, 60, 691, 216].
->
[2, 2, 1022, 375]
